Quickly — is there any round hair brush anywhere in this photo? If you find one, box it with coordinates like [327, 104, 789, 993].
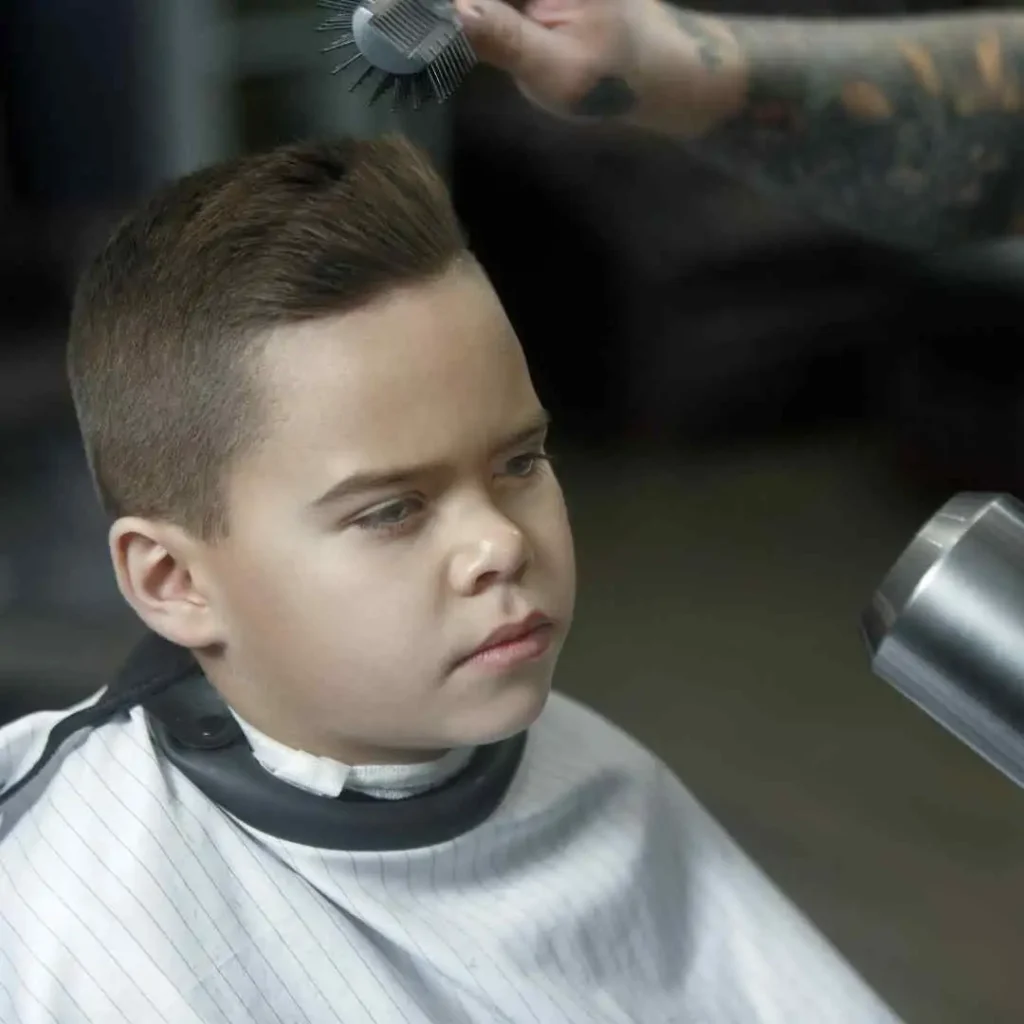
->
[317, 0, 477, 108]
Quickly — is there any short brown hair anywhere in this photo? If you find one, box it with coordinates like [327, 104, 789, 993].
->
[67, 134, 467, 540]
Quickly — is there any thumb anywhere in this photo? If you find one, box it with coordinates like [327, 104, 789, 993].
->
[457, 0, 568, 87]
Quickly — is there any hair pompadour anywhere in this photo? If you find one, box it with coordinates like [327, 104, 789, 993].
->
[67, 134, 467, 540]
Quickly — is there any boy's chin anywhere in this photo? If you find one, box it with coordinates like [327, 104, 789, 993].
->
[450, 673, 555, 747]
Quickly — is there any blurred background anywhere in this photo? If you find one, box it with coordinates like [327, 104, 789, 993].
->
[4, 0, 1024, 1019]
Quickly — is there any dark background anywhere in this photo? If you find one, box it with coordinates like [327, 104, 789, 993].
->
[4, 1, 1024, 1019]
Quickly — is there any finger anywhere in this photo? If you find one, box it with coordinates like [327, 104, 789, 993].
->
[457, 0, 573, 87]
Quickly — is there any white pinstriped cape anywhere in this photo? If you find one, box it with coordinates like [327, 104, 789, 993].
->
[0, 690, 901, 1024]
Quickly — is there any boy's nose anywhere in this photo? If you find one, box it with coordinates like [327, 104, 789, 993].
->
[449, 521, 530, 596]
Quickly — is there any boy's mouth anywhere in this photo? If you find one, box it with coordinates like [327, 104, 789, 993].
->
[455, 611, 555, 670]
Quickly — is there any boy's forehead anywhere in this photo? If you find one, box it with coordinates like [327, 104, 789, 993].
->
[255, 269, 541, 466]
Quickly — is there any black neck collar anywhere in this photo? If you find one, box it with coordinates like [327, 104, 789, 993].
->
[1, 633, 527, 851]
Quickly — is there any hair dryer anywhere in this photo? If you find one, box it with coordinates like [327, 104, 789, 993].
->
[863, 492, 1024, 789]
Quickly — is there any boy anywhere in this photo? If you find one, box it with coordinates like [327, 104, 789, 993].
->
[0, 135, 900, 1023]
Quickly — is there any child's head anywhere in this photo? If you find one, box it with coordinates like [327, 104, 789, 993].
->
[68, 135, 575, 763]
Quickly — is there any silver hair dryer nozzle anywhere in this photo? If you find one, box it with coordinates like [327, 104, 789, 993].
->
[863, 492, 1024, 788]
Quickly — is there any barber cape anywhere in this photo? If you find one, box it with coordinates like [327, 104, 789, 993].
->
[0, 636, 901, 1024]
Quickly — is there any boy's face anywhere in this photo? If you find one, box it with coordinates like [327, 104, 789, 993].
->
[195, 263, 575, 762]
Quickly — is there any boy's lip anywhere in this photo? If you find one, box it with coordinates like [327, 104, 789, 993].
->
[456, 611, 554, 665]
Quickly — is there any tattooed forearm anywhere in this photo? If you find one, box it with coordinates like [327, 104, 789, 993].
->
[665, 9, 1024, 249]
[573, 76, 639, 117]
[673, 10, 732, 72]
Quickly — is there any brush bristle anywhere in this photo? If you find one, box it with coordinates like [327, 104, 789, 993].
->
[369, 0, 444, 55]
[317, 0, 475, 107]
[424, 32, 475, 101]
[317, 0, 359, 31]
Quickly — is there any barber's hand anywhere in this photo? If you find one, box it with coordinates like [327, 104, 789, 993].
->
[455, 0, 744, 135]
[454, 0, 653, 117]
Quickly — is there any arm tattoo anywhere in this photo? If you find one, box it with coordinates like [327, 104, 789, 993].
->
[673, 10, 731, 72]
[671, 8, 1024, 248]
[573, 76, 638, 117]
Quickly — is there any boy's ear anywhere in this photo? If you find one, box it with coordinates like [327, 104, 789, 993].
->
[109, 517, 224, 649]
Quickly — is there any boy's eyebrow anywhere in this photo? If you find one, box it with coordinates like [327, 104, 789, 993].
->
[310, 410, 552, 510]
[494, 409, 552, 452]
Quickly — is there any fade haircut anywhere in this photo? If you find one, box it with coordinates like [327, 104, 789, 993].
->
[67, 134, 468, 541]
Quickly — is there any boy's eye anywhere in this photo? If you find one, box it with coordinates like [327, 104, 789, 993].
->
[504, 452, 551, 478]
[354, 497, 423, 533]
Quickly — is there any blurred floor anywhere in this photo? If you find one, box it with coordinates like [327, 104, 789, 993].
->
[2, 421, 1023, 1022]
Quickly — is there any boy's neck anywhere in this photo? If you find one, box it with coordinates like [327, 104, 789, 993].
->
[197, 652, 450, 767]
[229, 707, 474, 799]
